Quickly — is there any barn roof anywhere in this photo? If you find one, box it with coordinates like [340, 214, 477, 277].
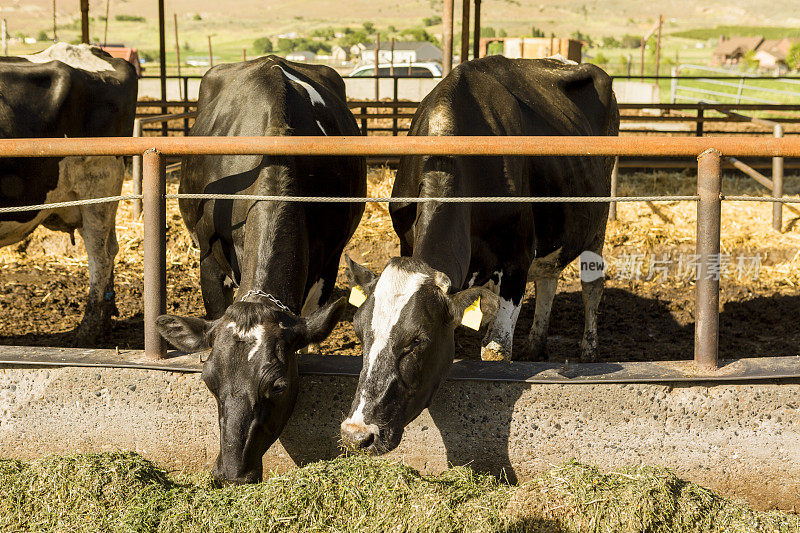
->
[713, 37, 763, 57]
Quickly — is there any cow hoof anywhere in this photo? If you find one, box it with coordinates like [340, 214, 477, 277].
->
[480, 341, 510, 361]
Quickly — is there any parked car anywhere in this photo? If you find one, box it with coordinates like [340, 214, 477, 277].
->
[348, 62, 442, 78]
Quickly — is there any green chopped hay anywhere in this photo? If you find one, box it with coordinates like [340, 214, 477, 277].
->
[0, 452, 796, 532]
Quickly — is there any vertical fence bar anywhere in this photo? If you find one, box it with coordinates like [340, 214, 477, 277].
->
[694, 148, 721, 370]
[772, 124, 784, 232]
[393, 77, 399, 136]
[695, 105, 704, 137]
[131, 119, 143, 217]
[608, 156, 619, 222]
[143, 149, 167, 359]
[360, 106, 367, 136]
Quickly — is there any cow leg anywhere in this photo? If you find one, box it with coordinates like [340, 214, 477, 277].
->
[480, 270, 524, 361]
[200, 256, 233, 320]
[298, 255, 339, 354]
[579, 245, 605, 362]
[521, 277, 558, 361]
[71, 156, 124, 345]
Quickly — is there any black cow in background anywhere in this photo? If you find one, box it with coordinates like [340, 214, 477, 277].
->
[156, 56, 366, 484]
[343, 55, 619, 454]
[0, 43, 137, 343]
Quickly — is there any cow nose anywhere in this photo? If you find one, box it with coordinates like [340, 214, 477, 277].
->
[341, 423, 376, 449]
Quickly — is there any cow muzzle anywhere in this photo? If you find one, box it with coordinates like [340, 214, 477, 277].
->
[340, 420, 380, 451]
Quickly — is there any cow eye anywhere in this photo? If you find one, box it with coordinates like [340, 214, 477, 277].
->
[270, 377, 287, 396]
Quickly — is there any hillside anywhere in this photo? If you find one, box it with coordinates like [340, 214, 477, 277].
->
[1, 0, 799, 70]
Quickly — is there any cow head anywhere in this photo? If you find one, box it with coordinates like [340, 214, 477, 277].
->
[156, 294, 346, 484]
[341, 256, 498, 454]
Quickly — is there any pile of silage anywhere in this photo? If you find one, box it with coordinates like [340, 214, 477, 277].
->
[0, 452, 797, 533]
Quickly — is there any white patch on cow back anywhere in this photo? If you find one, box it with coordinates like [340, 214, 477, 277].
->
[226, 322, 265, 360]
[21, 42, 114, 72]
[547, 54, 578, 65]
[278, 67, 328, 133]
[279, 67, 326, 107]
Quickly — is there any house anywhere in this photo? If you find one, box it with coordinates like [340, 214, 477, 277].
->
[358, 41, 442, 64]
[712, 36, 763, 66]
[754, 38, 797, 73]
[330, 45, 351, 62]
[477, 37, 582, 62]
[286, 51, 316, 62]
[100, 46, 142, 77]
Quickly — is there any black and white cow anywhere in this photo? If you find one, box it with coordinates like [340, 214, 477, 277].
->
[342, 56, 619, 454]
[155, 56, 366, 484]
[0, 43, 137, 342]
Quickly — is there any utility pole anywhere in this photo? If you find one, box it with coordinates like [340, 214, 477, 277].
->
[442, 0, 454, 75]
[80, 0, 90, 43]
[1, 19, 7, 56]
[173, 14, 182, 100]
[655, 14, 664, 77]
[460, 0, 470, 63]
[473, 0, 481, 59]
[374, 33, 380, 101]
[207, 35, 214, 67]
[53, 0, 57, 41]
[103, 0, 110, 46]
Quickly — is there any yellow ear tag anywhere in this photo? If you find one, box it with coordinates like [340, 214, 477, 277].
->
[349, 286, 367, 307]
[461, 296, 483, 331]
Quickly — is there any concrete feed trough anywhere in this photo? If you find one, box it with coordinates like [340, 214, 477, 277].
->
[0, 347, 798, 511]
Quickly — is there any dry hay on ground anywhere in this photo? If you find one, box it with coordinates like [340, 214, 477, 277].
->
[0, 167, 798, 360]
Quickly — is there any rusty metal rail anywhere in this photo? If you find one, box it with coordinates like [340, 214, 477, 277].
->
[2, 136, 800, 157]
[1, 135, 799, 371]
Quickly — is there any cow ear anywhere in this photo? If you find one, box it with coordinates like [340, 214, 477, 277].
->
[345, 255, 377, 288]
[344, 255, 378, 307]
[295, 297, 347, 348]
[156, 315, 213, 353]
[447, 287, 500, 330]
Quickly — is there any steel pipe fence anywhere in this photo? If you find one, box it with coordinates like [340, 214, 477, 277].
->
[2, 135, 800, 371]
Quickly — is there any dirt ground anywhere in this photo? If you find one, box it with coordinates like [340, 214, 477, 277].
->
[1, 167, 798, 362]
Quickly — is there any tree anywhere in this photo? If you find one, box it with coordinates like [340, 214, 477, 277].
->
[620, 34, 641, 49]
[276, 38, 294, 54]
[422, 15, 441, 26]
[787, 42, 800, 71]
[593, 52, 608, 64]
[498, 28, 507, 38]
[37, 30, 48, 41]
[362, 22, 375, 33]
[253, 37, 273, 54]
[531, 26, 545, 38]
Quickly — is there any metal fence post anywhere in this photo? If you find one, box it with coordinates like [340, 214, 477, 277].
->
[695, 105, 704, 137]
[393, 77, 399, 136]
[695, 148, 721, 370]
[772, 124, 784, 232]
[143, 149, 167, 359]
[608, 156, 619, 221]
[360, 106, 367, 136]
[131, 119, 143, 217]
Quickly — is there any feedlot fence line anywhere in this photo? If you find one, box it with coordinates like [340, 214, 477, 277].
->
[2, 137, 800, 376]
[8, 194, 800, 214]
